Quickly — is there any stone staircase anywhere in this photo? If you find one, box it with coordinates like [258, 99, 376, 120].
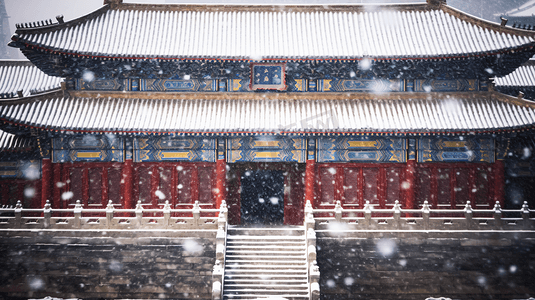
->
[222, 226, 309, 299]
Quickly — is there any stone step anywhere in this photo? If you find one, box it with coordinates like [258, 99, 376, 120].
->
[226, 248, 306, 253]
[223, 294, 309, 300]
[226, 251, 306, 256]
[224, 289, 309, 294]
[222, 226, 309, 300]
[227, 226, 305, 237]
[224, 278, 308, 284]
[224, 269, 308, 275]
[226, 245, 306, 250]
[227, 254, 306, 263]
[224, 290, 309, 295]
[226, 248, 306, 252]
[226, 236, 306, 242]
[225, 274, 308, 279]
[226, 240, 305, 245]
[226, 259, 307, 266]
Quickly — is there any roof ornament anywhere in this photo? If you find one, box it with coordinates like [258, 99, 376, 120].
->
[103, 0, 123, 9]
[500, 17, 508, 27]
[56, 15, 64, 24]
[426, 0, 446, 8]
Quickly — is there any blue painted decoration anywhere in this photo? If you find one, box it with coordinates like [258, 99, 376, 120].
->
[75, 78, 127, 91]
[414, 79, 481, 92]
[417, 137, 494, 163]
[317, 137, 407, 163]
[142, 79, 216, 92]
[226, 136, 305, 163]
[52, 135, 124, 163]
[408, 139, 416, 161]
[0, 160, 41, 179]
[319, 79, 403, 92]
[505, 160, 535, 177]
[133, 137, 215, 162]
[307, 139, 316, 160]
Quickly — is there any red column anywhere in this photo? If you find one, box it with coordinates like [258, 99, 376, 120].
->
[215, 159, 227, 209]
[101, 167, 108, 206]
[494, 160, 505, 207]
[40, 158, 52, 208]
[123, 159, 134, 209]
[404, 160, 416, 209]
[52, 163, 62, 209]
[305, 159, 316, 208]
[191, 166, 199, 204]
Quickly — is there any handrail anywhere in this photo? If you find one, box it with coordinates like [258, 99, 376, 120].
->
[212, 201, 228, 300]
[304, 201, 320, 300]
[0, 199, 227, 230]
[306, 200, 535, 231]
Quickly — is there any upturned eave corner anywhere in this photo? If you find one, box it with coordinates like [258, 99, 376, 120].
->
[442, 3, 535, 38]
[426, 0, 447, 9]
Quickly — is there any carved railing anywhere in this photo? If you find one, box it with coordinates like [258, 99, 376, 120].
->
[305, 202, 320, 300]
[306, 200, 535, 231]
[0, 199, 228, 230]
[212, 201, 228, 300]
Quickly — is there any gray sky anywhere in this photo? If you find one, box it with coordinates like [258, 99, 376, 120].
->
[2, 0, 528, 59]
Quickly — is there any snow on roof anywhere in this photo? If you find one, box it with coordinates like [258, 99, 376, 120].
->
[1, 91, 534, 135]
[10, 2, 535, 60]
[0, 129, 36, 152]
[495, 59, 535, 87]
[503, 0, 535, 17]
[0, 60, 62, 98]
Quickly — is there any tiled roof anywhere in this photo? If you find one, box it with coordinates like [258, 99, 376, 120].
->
[495, 59, 535, 87]
[1, 92, 534, 135]
[0, 129, 36, 152]
[0, 60, 62, 98]
[503, 0, 535, 17]
[10, 3, 535, 60]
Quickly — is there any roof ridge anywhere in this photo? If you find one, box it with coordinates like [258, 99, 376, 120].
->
[112, 2, 433, 13]
[14, 5, 109, 35]
[442, 4, 535, 37]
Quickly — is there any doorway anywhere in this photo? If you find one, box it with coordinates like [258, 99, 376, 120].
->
[240, 170, 285, 225]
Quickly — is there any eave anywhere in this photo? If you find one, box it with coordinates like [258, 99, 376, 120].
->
[1, 90, 534, 137]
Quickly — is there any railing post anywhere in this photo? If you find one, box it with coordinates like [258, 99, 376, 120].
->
[14, 200, 22, 229]
[334, 200, 343, 223]
[218, 200, 228, 226]
[163, 200, 171, 229]
[307, 227, 317, 261]
[73, 200, 82, 229]
[43, 200, 51, 229]
[216, 201, 228, 261]
[422, 200, 430, 231]
[464, 201, 473, 230]
[393, 200, 401, 229]
[305, 200, 315, 231]
[212, 260, 223, 300]
[193, 201, 201, 228]
[363, 200, 372, 227]
[106, 200, 114, 229]
[493, 201, 503, 229]
[213, 201, 227, 300]
[310, 260, 320, 300]
[135, 200, 143, 228]
[522, 201, 530, 229]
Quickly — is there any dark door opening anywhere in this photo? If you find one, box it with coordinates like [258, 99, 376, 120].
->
[240, 170, 284, 225]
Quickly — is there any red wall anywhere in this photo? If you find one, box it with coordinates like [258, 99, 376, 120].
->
[0, 179, 41, 208]
[47, 161, 216, 210]
[314, 162, 502, 210]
